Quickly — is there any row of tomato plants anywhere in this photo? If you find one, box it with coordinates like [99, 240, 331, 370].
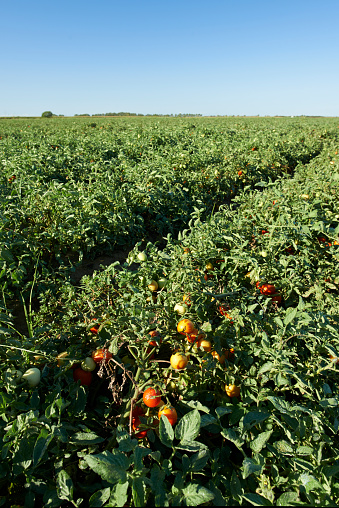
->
[1, 135, 339, 506]
[0, 116, 333, 307]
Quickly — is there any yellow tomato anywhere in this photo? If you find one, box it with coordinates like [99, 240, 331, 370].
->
[148, 280, 159, 292]
[225, 384, 240, 398]
[197, 338, 212, 352]
[170, 353, 188, 370]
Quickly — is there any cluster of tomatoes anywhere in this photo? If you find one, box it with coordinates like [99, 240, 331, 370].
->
[132, 387, 178, 439]
[256, 281, 282, 305]
[56, 347, 113, 387]
[174, 318, 240, 395]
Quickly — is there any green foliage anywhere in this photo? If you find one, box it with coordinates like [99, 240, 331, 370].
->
[41, 111, 53, 118]
[0, 116, 338, 505]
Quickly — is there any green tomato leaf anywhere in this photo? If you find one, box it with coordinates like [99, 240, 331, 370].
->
[175, 409, 201, 442]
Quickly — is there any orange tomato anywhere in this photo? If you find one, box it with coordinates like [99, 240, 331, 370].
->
[177, 319, 195, 335]
[186, 328, 200, 343]
[91, 348, 113, 364]
[211, 351, 226, 364]
[218, 305, 233, 323]
[143, 387, 162, 408]
[225, 384, 240, 398]
[197, 338, 212, 352]
[158, 405, 178, 426]
[148, 330, 161, 347]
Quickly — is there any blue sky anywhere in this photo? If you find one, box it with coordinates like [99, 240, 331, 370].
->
[1, 0, 338, 117]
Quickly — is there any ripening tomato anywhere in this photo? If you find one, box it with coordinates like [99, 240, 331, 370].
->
[73, 367, 92, 386]
[177, 319, 195, 335]
[148, 280, 159, 291]
[170, 353, 188, 370]
[186, 328, 200, 343]
[218, 304, 230, 316]
[238, 170, 243, 176]
[212, 351, 226, 364]
[225, 384, 240, 398]
[91, 348, 113, 364]
[148, 330, 161, 347]
[158, 405, 178, 426]
[143, 387, 162, 408]
[197, 338, 212, 352]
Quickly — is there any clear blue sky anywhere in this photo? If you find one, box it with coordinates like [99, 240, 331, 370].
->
[1, 0, 338, 117]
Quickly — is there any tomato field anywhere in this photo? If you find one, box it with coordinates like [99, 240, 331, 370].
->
[1, 116, 339, 506]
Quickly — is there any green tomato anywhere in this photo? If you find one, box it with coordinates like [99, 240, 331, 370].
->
[158, 278, 167, 289]
[137, 252, 147, 262]
[174, 303, 187, 315]
[81, 357, 96, 372]
[22, 367, 41, 387]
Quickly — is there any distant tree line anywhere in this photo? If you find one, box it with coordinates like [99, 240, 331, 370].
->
[80, 112, 203, 117]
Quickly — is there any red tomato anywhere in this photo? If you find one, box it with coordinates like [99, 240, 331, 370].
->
[260, 284, 277, 295]
[132, 416, 148, 438]
[143, 387, 162, 408]
[148, 330, 161, 347]
[271, 294, 282, 305]
[91, 348, 113, 364]
[73, 367, 92, 386]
